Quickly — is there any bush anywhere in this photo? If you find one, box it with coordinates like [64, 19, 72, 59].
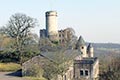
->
[0, 50, 19, 63]
[99, 56, 120, 80]
[0, 49, 40, 63]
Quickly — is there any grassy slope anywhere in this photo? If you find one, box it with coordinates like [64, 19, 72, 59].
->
[24, 77, 46, 80]
[0, 63, 21, 72]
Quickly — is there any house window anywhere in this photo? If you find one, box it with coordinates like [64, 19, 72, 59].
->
[85, 70, 89, 76]
[80, 70, 84, 76]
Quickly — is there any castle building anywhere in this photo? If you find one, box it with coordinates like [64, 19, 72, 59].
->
[74, 36, 99, 80]
[58, 28, 73, 44]
[23, 11, 99, 80]
[74, 57, 99, 80]
[22, 35, 99, 80]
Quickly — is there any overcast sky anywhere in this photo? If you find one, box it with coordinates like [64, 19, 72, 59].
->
[0, 0, 120, 43]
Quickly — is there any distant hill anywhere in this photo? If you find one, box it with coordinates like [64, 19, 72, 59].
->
[87, 43, 120, 62]
[92, 43, 120, 49]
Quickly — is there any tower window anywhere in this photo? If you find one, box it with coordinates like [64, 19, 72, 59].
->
[81, 52, 83, 54]
[80, 70, 84, 76]
[85, 70, 89, 76]
[81, 46, 84, 49]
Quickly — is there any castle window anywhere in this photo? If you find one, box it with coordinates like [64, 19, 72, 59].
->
[62, 39, 64, 42]
[59, 34, 61, 37]
[81, 52, 83, 54]
[80, 70, 84, 76]
[59, 40, 61, 42]
[85, 70, 89, 76]
[82, 46, 84, 49]
[62, 34, 64, 37]
[64, 75, 67, 80]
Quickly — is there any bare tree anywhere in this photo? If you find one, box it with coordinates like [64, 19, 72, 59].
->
[64, 27, 77, 48]
[0, 13, 37, 64]
[99, 56, 120, 80]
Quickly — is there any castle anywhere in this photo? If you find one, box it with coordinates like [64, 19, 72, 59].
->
[23, 11, 99, 80]
[40, 11, 74, 44]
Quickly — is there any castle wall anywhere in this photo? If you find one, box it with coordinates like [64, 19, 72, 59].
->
[93, 59, 99, 80]
[40, 29, 47, 38]
[74, 61, 93, 80]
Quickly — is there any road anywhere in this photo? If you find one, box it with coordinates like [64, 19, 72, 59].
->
[0, 72, 25, 80]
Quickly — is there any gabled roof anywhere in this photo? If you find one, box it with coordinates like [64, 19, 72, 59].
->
[40, 50, 81, 64]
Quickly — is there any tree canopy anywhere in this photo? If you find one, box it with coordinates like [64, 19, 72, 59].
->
[0, 13, 37, 51]
[0, 13, 39, 64]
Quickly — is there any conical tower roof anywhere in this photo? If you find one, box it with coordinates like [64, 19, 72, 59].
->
[87, 43, 93, 50]
[76, 36, 85, 48]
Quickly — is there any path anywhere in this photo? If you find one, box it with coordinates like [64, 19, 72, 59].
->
[0, 72, 25, 80]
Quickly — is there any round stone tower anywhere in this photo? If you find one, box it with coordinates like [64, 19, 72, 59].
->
[87, 43, 94, 57]
[45, 11, 58, 41]
[76, 36, 87, 57]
